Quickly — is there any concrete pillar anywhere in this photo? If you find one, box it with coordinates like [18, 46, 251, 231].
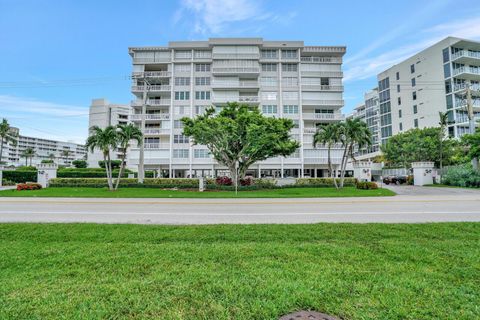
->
[36, 163, 58, 188]
[411, 162, 435, 186]
[353, 161, 372, 182]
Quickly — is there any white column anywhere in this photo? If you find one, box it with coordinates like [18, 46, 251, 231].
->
[412, 161, 435, 186]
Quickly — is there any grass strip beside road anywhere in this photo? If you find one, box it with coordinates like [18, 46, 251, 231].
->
[0, 186, 394, 198]
[0, 223, 478, 319]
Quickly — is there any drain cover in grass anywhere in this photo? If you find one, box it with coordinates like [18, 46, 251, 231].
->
[279, 310, 339, 320]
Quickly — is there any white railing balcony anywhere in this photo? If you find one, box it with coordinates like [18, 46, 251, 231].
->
[452, 50, 480, 61]
[300, 56, 343, 63]
[239, 96, 259, 102]
[211, 81, 259, 88]
[211, 67, 260, 74]
[212, 96, 259, 103]
[454, 83, 480, 92]
[148, 99, 171, 106]
[300, 71, 344, 78]
[303, 128, 317, 134]
[132, 85, 171, 92]
[303, 46, 346, 53]
[143, 128, 171, 135]
[212, 53, 260, 59]
[144, 143, 170, 149]
[302, 99, 344, 106]
[132, 71, 171, 78]
[301, 84, 344, 91]
[130, 114, 170, 121]
[453, 66, 480, 76]
[303, 113, 345, 121]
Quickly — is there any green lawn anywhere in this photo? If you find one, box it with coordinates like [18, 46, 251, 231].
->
[0, 223, 478, 319]
[0, 186, 395, 198]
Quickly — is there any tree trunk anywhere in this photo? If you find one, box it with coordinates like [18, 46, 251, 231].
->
[103, 152, 113, 190]
[339, 144, 349, 188]
[327, 144, 338, 189]
[0, 139, 4, 163]
[115, 150, 127, 190]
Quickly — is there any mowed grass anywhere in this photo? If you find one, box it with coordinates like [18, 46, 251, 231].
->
[0, 223, 479, 319]
[0, 186, 394, 198]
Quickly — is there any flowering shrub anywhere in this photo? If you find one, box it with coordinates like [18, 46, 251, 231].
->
[16, 183, 42, 191]
[215, 176, 233, 186]
[240, 177, 253, 186]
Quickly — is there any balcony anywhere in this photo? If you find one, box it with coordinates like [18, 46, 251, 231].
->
[143, 143, 170, 149]
[131, 71, 171, 79]
[131, 85, 171, 92]
[211, 67, 260, 75]
[451, 50, 480, 65]
[452, 66, 480, 80]
[212, 53, 260, 60]
[212, 95, 259, 104]
[302, 99, 344, 106]
[301, 85, 344, 92]
[300, 71, 344, 78]
[130, 114, 170, 121]
[453, 83, 480, 95]
[303, 128, 317, 134]
[131, 99, 171, 107]
[303, 46, 346, 54]
[300, 56, 342, 63]
[303, 113, 345, 121]
[211, 80, 259, 89]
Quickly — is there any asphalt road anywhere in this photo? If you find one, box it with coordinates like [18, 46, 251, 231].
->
[1, 186, 480, 224]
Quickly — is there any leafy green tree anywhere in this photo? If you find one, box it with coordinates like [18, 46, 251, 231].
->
[461, 128, 480, 164]
[21, 147, 35, 166]
[0, 118, 18, 164]
[381, 127, 459, 168]
[438, 111, 453, 170]
[182, 103, 300, 184]
[85, 126, 118, 190]
[72, 159, 87, 168]
[313, 123, 342, 189]
[114, 124, 143, 190]
[337, 118, 372, 188]
[60, 149, 73, 165]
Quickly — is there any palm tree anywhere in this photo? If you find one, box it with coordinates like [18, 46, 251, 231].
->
[21, 147, 36, 166]
[0, 118, 18, 164]
[438, 111, 451, 171]
[313, 123, 342, 189]
[60, 149, 73, 166]
[48, 153, 56, 162]
[85, 126, 118, 191]
[114, 124, 143, 190]
[338, 118, 372, 188]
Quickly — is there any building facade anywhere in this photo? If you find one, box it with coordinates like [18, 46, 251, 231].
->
[352, 37, 480, 159]
[87, 98, 131, 167]
[1, 126, 86, 167]
[128, 38, 346, 178]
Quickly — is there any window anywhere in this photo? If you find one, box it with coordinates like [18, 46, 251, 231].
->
[413, 105, 418, 114]
[379, 101, 391, 114]
[173, 149, 189, 158]
[175, 77, 190, 86]
[378, 77, 390, 91]
[397, 84, 400, 93]
[380, 113, 392, 126]
[282, 50, 297, 59]
[195, 105, 207, 115]
[410, 64, 415, 73]
[398, 109, 402, 118]
[174, 50, 191, 59]
[262, 105, 277, 114]
[445, 80, 452, 94]
[282, 63, 297, 72]
[381, 126, 392, 138]
[412, 91, 417, 100]
[398, 97, 401, 105]
[261, 91, 277, 100]
[261, 49, 277, 59]
[292, 120, 299, 128]
[194, 149, 210, 158]
[174, 134, 189, 144]
[283, 77, 298, 86]
[282, 91, 298, 100]
[320, 77, 329, 85]
[283, 105, 299, 114]
[396, 72, 400, 80]
[195, 64, 211, 72]
[260, 76, 277, 86]
[399, 122, 403, 131]
[174, 120, 184, 129]
[414, 119, 419, 128]
[411, 78, 416, 87]
[174, 106, 188, 115]
[195, 77, 210, 86]
[442, 48, 449, 63]
[174, 91, 190, 100]
[194, 50, 211, 59]
[446, 94, 453, 109]
[262, 63, 277, 72]
[195, 91, 211, 100]
[444, 63, 451, 78]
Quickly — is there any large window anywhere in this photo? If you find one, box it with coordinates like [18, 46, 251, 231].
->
[173, 149, 189, 158]
[261, 91, 277, 100]
[262, 105, 277, 114]
[261, 49, 277, 59]
[175, 77, 190, 86]
[174, 91, 190, 100]
[444, 63, 451, 78]
[410, 64, 415, 73]
[174, 134, 189, 144]
[442, 48, 450, 63]
[282, 63, 298, 72]
[282, 50, 297, 59]
[174, 64, 190, 72]
[282, 91, 298, 100]
[195, 91, 211, 100]
[413, 105, 418, 114]
[174, 120, 184, 129]
[283, 105, 299, 114]
[282, 77, 298, 86]
[195, 64, 211, 72]
[262, 63, 277, 72]
[260, 76, 277, 86]
[195, 77, 210, 86]
[194, 149, 210, 158]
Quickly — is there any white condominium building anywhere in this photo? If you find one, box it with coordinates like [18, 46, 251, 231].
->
[1, 126, 86, 167]
[128, 38, 346, 178]
[87, 98, 131, 168]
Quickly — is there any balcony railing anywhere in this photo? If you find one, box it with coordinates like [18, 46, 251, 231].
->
[303, 113, 345, 121]
[302, 99, 344, 106]
[130, 114, 170, 121]
[212, 53, 260, 59]
[303, 46, 346, 53]
[452, 50, 480, 60]
[453, 66, 480, 76]
[303, 128, 317, 134]
[454, 83, 480, 92]
[300, 71, 344, 78]
[213, 96, 259, 103]
[212, 67, 260, 74]
[300, 56, 343, 63]
[132, 85, 171, 92]
[144, 143, 170, 149]
[211, 81, 259, 88]
[132, 71, 171, 78]
[301, 84, 344, 91]
[131, 99, 171, 107]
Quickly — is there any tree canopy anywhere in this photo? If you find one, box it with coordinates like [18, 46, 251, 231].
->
[181, 102, 300, 182]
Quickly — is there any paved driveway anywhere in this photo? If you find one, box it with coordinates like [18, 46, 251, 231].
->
[383, 184, 480, 196]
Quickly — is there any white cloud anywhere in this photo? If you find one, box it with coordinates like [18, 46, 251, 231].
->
[344, 16, 480, 82]
[0, 95, 88, 117]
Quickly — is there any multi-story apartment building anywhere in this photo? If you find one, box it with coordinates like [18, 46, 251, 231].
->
[1, 126, 86, 167]
[128, 38, 346, 178]
[353, 37, 480, 159]
[87, 98, 131, 167]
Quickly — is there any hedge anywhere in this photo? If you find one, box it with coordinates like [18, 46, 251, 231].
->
[2, 171, 37, 183]
[49, 178, 199, 188]
[295, 177, 356, 187]
[57, 170, 131, 178]
[356, 181, 378, 190]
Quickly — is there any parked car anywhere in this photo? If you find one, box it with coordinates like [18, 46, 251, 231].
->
[383, 175, 408, 185]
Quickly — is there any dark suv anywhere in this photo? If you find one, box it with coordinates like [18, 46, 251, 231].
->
[383, 175, 407, 185]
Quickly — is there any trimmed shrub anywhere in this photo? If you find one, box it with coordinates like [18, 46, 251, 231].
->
[48, 178, 199, 188]
[1, 179, 15, 186]
[16, 183, 42, 191]
[3, 170, 37, 183]
[407, 175, 414, 185]
[57, 168, 132, 178]
[72, 160, 87, 168]
[295, 177, 356, 187]
[240, 177, 253, 186]
[442, 165, 480, 188]
[41, 160, 54, 164]
[216, 176, 233, 186]
[356, 181, 378, 190]
[98, 160, 122, 169]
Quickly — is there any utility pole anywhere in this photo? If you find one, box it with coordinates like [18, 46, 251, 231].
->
[137, 77, 149, 183]
[465, 80, 478, 170]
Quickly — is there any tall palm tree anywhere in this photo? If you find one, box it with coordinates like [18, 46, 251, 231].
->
[21, 147, 36, 166]
[438, 111, 451, 171]
[60, 149, 73, 166]
[338, 118, 372, 188]
[48, 153, 56, 162]
[114, 124, 143, 190]
[85, 126, 118, 191]
[313, 123, 342, 189]
[0, 118, 18, 164]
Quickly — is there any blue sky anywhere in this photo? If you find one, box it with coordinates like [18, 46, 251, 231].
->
[1, 0, 480, 143]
